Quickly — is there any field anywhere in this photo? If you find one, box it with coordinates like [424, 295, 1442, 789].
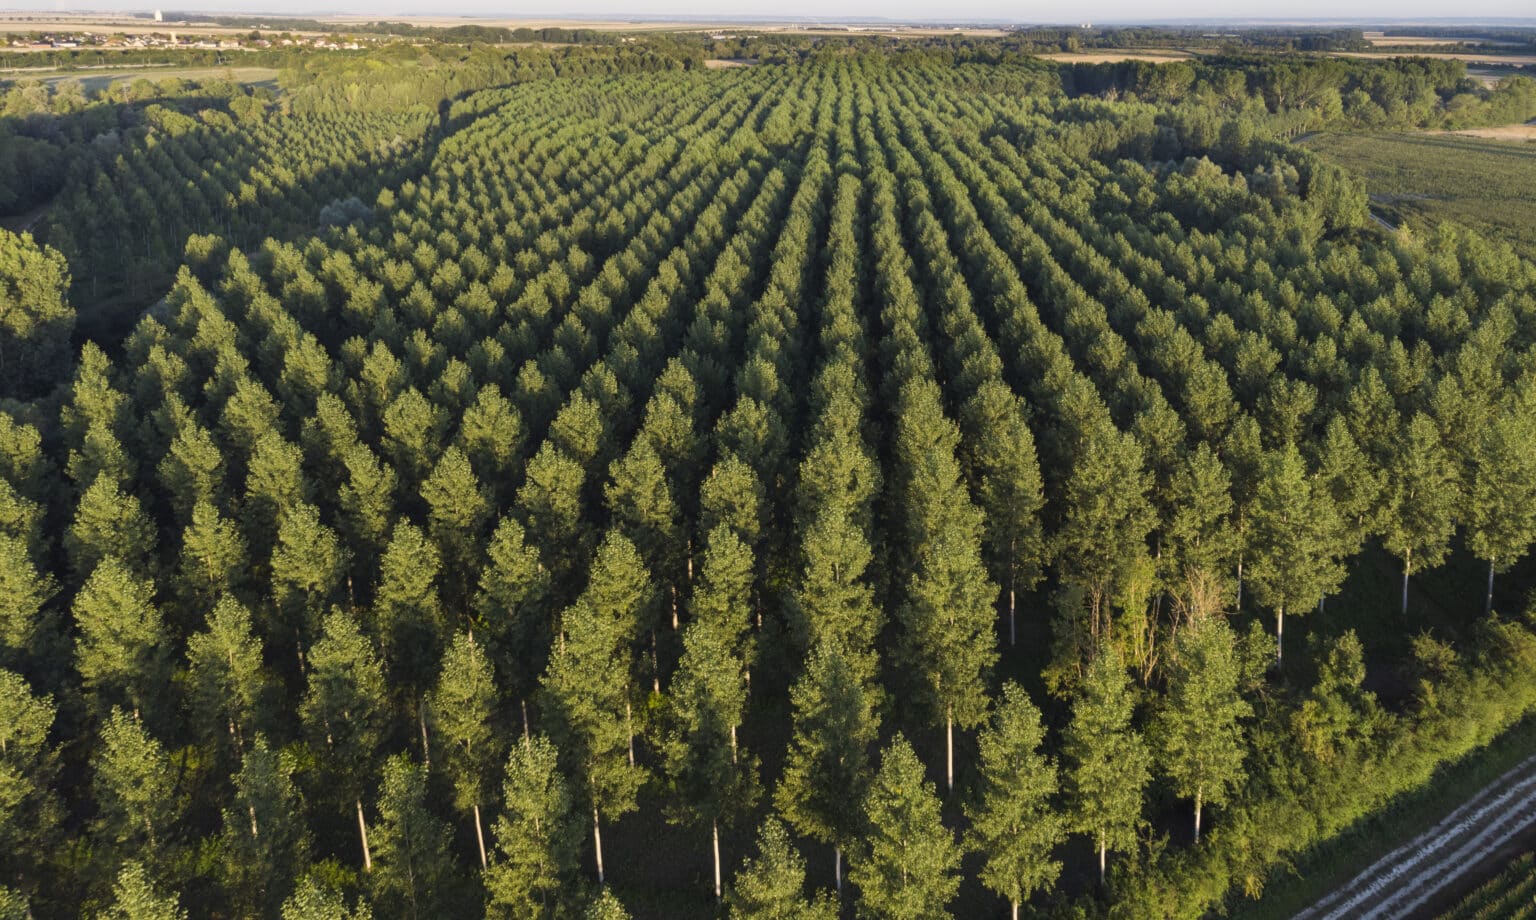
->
[0, 65, 280, 92]
[4, 32, 1536, 920]
[1437, 852, 1536, 920]
[1300, 131, 1536, 258]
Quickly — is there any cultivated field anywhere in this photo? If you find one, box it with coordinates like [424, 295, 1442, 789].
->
[1301, 131, 1536, 257]
[1437, 852, 1536, 920]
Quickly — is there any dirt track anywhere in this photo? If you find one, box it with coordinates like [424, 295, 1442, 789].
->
[1294, 752, 1536, 920]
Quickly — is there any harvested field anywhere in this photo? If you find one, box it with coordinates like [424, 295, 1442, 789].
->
[1036, 50, 1195, 63]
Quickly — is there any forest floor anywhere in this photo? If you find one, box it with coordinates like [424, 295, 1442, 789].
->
[1293, 751, 1536, 919]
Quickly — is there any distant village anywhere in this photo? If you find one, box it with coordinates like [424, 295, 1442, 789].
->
[4, 13, 371, 52]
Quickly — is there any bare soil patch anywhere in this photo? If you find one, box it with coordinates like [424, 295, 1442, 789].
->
[1036, 50, 1195, 64]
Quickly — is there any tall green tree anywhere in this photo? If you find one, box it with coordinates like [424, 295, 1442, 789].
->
[1381, 414, 1459, 615]
[787, 505, 881, 684]
[74, 558, 170, 726]
[421, 446, 491, 616]
[475, 515, 549, 734]
[0, 229, 74, 399]
[1053, 422, 1156, 640]
[0, 668, 60, 895]
[850, 734, 961, 920]
[1465, 381, 1536, 614]
[281, 877, 373, 920]
[67, 477, 155, 583]
[664, 614, 756, 900]
[96, 862, 186, 920]
[300, 610, 388, 873]
[726, 817, 837, 920]
[429, 631, 502, 869]
[965, 683, 1064, 920]
[962, 380, 1046, 647]
[691, 524, 756, 684]
[177, 500, 246, 620]
[485, 735, 581, 920]
[269, 503, 348, 670]
[1247, 444, 1346, 665]
[775, 641, 879, 893]
[220, 736, 310, 917]
[1064, 643, 1150, 885]
[540, 578, 646, 884]
[185, 597, 271, 764]
[93, 709, 181, 872]
[370, 754, 453, 920]
[374, 521, 445, 758]
[1152, 618, 1251, 843]
[0, 533, 56, 676]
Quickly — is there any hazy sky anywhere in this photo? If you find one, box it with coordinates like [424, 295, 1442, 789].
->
[14, 0, 1536, 23]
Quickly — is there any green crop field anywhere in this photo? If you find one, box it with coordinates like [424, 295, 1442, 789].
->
[1301, 131, 1536, 258]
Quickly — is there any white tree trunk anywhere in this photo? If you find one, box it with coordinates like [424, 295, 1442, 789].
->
[834, 846, 842, 894]
[1276, 605, 1284, 666]
[712, 820, 722, 901]
[1194, 787, 1203, 844]
[357, 799, 372, 872]
[593, 804, 605, 885]
[946, 707, 954, 792]
[474, 803, 487, 869]
[626, 698, 636, 767]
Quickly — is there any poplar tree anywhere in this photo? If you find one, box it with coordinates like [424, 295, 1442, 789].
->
[300, 610, 388, 873]
[281, 878, 373, 920]
[475, 515, 549, 733]
[269, 503, 348, 663]
[517, 444, 586, 586]
[726, 818, 837, 920]
[421, 446, 491, 615]
[691, 524, 756, 680]
[664, 614, 755, 901]
[965, 683, 1064, 920]
[540, 584, 646, 884]
[94, 709, 181, 871]
[0, 669, 60, 891]
[220, 736, 310, 915]
[370, 755, 453, 920]
[485, 735, 580, 920]
[1152, 618, 1250, 843]
[850, 734, 961, 920]
[1466, 381, 1536, 614]
[1064, 644, 1150, 885]
[1053, 422, 1155, 639]
[374, 521, 444, 756]
[1381, 414, 1459, 615]
[73, 558, 170, 726]
[1247, 444, 1345, 665]
[584, 891, 631, 920]
[429, 631, 501, 869]
[97, 862, 186, 920]
[787, 505, 880, 683]
[67, 476, 155, 582]
[0, 533, 56, 675]
[776, 641, 879, 893]
[177, 500, 246, 618]
[962, 380, 1046, 647]
[1162, 444, 1238, 617]
[185, 597, 270, 763]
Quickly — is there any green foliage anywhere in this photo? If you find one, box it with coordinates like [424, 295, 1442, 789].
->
[96, 862, 186, 920]
[1064, 643, 1151, 880]
[486, 736, 581, 920]
[966, 683, 1064, 911]
[369, 755, 453, 920]
[0, 229, 74, 399]
[850, 734, 962, 920]
[726, 818, 837, 920]
[1152, 618, 1251, 840]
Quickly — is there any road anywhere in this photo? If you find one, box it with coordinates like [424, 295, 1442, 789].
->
[1294, 751, 1536, 920]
